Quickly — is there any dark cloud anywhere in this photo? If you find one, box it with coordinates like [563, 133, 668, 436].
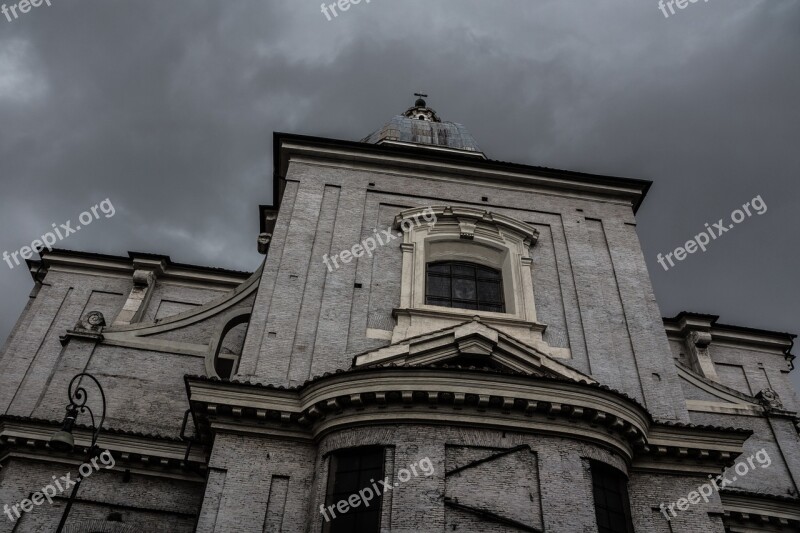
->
[1, 0, 797, 390]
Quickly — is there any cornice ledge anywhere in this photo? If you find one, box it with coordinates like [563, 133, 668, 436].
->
[59, 329, 104, 347]
[720, 490, 800, 526]
[188, 370, 753, 471]
[277, 140, 648, 209]
[0, 417, 207, 479]
[392, 307, 548, 333]
[186, 370, 650, 458]
[631, 422, 752, 475]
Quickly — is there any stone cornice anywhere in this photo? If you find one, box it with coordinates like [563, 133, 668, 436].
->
[274, 134, 651, 212]
[28, 249, 250, 288]
[632, 422, 753, 475]
[664, 313, 795, 357]
[0, 416, 207, 482]
[185, 367, 751, 474]
[721, 490, 800, 528]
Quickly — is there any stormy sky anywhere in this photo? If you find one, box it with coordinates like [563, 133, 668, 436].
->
[1, 0, 797, 392]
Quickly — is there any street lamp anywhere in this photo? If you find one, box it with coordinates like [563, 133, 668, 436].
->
[48, 372, 107, 533]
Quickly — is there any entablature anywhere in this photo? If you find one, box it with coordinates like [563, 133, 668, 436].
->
[185, 366, 751, 476]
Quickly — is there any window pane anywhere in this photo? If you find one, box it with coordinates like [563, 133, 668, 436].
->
[425, 261, 505, 314]
[427, 298, 451, 308]
[591, 462, 633, 533]
[596, 508, 610, 528]
[361, 453, 383, 470]
[326, 448, 384, 533]
[427, 275, 451, 298]
[477, 281, 502, 304]
[476, 266, 501, 280]
[214, 357, 234, 380]
[427, 263, 450, 274]
[356, 511, 381, 531]
[333, 471, 359, 493]
[451, 264, 475, 277]
[452, 278, 477, 300]
[337, 454, 360, 471]
[331, 513, 356, 533]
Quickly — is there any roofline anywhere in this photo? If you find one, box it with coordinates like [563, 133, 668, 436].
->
[272, 132, 653, 213]
[663, 312, 796, 369]
[26, 248, 252, 286]
[664, 312, 797, 342]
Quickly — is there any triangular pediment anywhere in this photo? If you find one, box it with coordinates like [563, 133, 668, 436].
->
[353, 320, 594, 384]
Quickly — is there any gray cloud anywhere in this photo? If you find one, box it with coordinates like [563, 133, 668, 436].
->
[1, 0, 797, 390]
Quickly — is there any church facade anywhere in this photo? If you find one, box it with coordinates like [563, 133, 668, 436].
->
[1, 99, 798, 532]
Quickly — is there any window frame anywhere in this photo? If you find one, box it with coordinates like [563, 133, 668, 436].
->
[590, 461, 635, 533]
[322, 446, 386, 533]
[394, 206, 539, 322]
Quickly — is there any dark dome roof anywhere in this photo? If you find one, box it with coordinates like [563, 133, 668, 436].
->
[361, 99, 484, 155]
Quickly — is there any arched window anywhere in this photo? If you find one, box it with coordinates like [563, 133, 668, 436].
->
[426, 261, 505, 313]
[590, 461, 634, 533]
[389, 206, 554, 349]
[323, 447, 385, 532]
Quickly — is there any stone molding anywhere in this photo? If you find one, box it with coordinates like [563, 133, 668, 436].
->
[258, 206, 279, 254]
[720, 490, 800, 529]
[390, 206, 567, 356]
[99, 266, 261, 358]
[185, 367, 751, 475]
[664, 312, 795, 367]
[274, 136, 651, 212]
[113, 268, 159, 326]
[0, 416, 207, 482]
[60, 311, 106, 345]
[354, 319, 587, 382]
[29, 249, 250, 288]
[677, 365, 798, 418]
[682, 321, 719, 381]
[755, 388, 785, 410]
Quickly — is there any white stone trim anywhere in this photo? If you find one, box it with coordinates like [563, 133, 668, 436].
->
[186, 370, 751, 475]
[391, 206, 550, 348]
[355, 319, 591, 384]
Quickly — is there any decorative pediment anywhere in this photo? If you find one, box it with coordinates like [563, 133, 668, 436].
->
[353, 319, 593, 384]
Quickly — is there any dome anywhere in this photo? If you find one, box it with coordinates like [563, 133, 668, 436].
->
[362, 98, 484, 156]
